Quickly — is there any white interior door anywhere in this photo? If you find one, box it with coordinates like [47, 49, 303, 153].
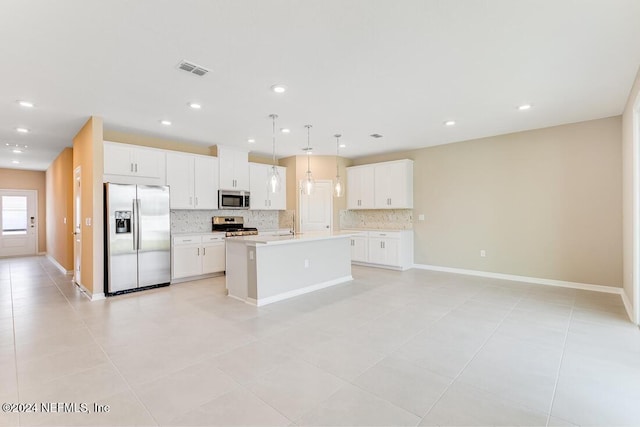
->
[299, 180, 333, 233]
[0, 189, 37, 257]
[73, 167, 82, 285]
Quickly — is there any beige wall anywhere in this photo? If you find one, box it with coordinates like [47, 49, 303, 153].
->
[279, 155, 352, 230]
[45, 148, 74, 271]
[354, 117, 623, 287]
[0, 168, 46, 253]
[73, 117, 104, 295]
[622, 65, 640, 319]
[103, 130, 211, 155]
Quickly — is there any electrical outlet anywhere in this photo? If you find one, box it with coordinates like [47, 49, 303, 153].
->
[480, 250, 486, 257]
[418, 214, 425, 221]
[85, 218, 91, 226]
[63, 217, 67, 224]
[304, 259, 310, 268]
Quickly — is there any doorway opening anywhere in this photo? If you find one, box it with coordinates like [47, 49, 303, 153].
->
[0, 190, 37, 257]
[73, 167, 82, 286]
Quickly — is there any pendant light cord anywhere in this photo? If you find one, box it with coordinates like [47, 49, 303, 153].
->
[335, 134, 341, 177]
[305, 125, 312, 173]
[270, 114, 278, 167]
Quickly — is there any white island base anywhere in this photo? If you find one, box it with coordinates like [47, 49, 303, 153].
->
[225, 233, 353, 306]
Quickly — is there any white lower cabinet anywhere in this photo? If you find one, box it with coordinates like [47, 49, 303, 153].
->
[172, 234, 226, 280]
[349, 233, 369, 262]
[368, 235, 400, 266]
[344, 230, 413, 270]
[201, 239, 226, 274]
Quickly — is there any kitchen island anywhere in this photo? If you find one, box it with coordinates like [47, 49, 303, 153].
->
[225, 232, 352, 306]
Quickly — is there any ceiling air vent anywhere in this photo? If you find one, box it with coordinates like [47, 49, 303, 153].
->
[370, 133, 383, 139]
[177, 60, 210, 77]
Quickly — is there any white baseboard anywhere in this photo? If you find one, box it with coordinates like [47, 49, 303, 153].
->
[74, 281, 105, 301]
[245, 275, 353, 307]
[621, 289, 636, 324]
[352, 261, 407, 271]
[46, 254, 73, 275]
[412, 263, 623, 295]
[91, 292, 106, 301]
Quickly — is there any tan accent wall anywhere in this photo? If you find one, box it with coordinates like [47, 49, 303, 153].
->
[279, 155, 352, 231]
[72, 117, 104, 295]
[353, 117, 622, 287]
[622, 65, 640, 317]
[45, 148, 74, 271]
[0, 168, 46, 253]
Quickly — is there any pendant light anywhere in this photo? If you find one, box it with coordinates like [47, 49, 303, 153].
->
[268, 114, 281, 193]
[334, 134, 343, 197]
[302, 124, 315, 195]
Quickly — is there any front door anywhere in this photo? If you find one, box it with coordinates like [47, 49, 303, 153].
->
[0, 189, 37, 257]
[299, 180, 333, 232]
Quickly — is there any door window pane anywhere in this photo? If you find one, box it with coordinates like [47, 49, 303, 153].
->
[2, 196, 27, 235]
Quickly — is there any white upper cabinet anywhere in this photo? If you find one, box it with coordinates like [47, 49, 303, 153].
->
[346, 166, 375, 209]
[347, 159, 413, 210]
[249, 163, 286, 210]
[193, 156, 219, 209]
[373, 160, 413, 209]
[166, 152, 218, 209]
[104, 141, 166, 185]
[166, 152, 193, 208]
[218, 146, 249, 191]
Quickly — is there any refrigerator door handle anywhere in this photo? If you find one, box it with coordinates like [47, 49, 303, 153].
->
[132, 199, 137, 251]
[136, 198, 141, 250]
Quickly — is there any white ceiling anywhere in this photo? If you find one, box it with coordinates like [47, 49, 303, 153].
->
[1, 0, 640, 170]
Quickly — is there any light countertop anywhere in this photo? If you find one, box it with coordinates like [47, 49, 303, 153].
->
[226, 231, 351, 246]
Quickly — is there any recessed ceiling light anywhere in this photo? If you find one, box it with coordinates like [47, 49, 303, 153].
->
[271, 84, 287, 94]
[12, 149, 22, 154]
[281, 128, 290, 134]
[18, 100, 34, 108]
[16, 127, 29, 133]
[444, 120, 456, 126]
[11, 160, 20, 164]
[188, 102, 201, 109]
[339, 144, 346, 148]
[518, 104, 532, 110]
[247, 138, 256, 143]
[160, 120, 172, 126]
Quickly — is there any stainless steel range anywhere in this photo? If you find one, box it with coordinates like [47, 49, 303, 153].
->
[212, 216, 258, 237]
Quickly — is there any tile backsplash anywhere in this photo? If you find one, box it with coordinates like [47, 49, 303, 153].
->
[340, 209, 413, 230]
[171, 210, 281, 233]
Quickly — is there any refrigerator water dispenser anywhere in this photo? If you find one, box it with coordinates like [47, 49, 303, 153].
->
[115, 210, 131, 234]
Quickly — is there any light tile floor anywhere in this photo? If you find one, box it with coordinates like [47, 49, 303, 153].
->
[1, 256, 639, 426]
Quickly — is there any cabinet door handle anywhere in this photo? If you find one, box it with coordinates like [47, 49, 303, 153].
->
[135, 163, 138, 173]
[195, 197, 198, 206]
[130, 163, 134, 172]
[189, 196, 193, 206]
[197, 248, 200, 256]
[203, 248, 206, 256]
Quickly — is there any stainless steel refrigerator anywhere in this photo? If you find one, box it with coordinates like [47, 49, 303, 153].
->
[104, 183, 171, 295]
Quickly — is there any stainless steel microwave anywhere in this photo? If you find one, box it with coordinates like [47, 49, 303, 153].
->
[218, 190, 250, 210]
